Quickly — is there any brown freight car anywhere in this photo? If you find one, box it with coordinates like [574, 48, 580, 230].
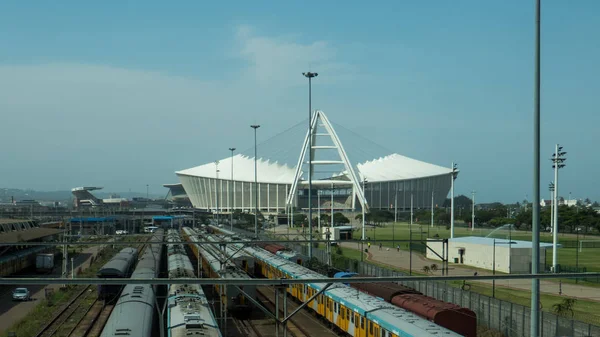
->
[391, 293, 477, 337]
[353, 281, 421, 302]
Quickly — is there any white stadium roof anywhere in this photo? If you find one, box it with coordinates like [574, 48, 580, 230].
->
[357, 153, 453, 183]
[176, 154, 298, 185]
[177, 153, 451, 185]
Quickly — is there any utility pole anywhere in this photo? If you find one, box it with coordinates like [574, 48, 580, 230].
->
[471, 190, 476, 231]
[250, 125, 260, 238]
[229, 147, 236, 231]
[450, 162, 458, 238]
[331, 182, 334, 227]
[215, 161, 220, 227]
[549, 183, 554, 234]
[362, 177, 367, 241]
[551, 144, 566, 272]
[431, 190, 434, 228]
[531, 0, 541, 335]
[303, 71, 318, 261]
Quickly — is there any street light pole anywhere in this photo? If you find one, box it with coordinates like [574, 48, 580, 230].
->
[551, 144, 566, 272]
[146, 184, 149, 199]
[431, 190, 434, 228]
[549, 183, 554, 234]
[362, 177, 367, 241]
[229, 147, 236, 231]
[303, 71, 318, 261]
[251, 125, 260, 238]
[531, 0, 541, 335]
[450, 162, 457, 238]
[215, 161, 220, 226]
[471, 190, 476, 232]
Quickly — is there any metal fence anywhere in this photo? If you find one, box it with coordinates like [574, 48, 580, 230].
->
[289, 243, 600, 337]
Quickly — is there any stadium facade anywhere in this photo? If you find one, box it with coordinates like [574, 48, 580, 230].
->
[176, 111, 457, 213]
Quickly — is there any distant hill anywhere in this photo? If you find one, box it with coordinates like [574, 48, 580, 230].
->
[0, 188, 163, 202]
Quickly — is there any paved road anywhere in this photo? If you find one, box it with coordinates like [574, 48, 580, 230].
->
[269, 226, 600, 301]
[0, 245, 103, 334]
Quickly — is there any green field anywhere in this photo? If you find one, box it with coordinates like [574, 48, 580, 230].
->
[347, 222, 600, 272]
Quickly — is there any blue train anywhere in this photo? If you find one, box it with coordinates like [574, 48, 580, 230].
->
[100, 229, 164, 337]
[208, 225, 461, 337]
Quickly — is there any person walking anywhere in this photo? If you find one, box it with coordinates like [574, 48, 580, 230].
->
[396, 245, 400, 252]
[379, 243, 382, 251]
[368, 242, 371, 250]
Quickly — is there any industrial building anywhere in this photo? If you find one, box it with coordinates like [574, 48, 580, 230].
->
[426, 236, 557, 274]
[176, 111, 457, 214]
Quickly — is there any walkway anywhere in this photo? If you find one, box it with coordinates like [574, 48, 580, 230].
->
[339, 241, 600, 301]
[268, 225, 600, 301]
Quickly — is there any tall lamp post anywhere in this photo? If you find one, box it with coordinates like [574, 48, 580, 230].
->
[471, 190, 476, 232]
[146, 184, 149, 199]
[531, 1, 541, 335]
[549, 183, 554, 234]
[303, 71, 318, 261]
[215, 161, 220, 226]
[450, 162, 458, 238]
[229, 147, 236, 231]
[362, 177, 368, 241]
[250, 125, 261, 238]
[551, 144, 566, 272]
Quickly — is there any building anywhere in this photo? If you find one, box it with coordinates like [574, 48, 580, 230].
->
[163, 183, 192, 208]
[426, 236, 557, 274]
[176, 111, 457, 214]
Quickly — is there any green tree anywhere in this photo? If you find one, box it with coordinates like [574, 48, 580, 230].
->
[552, 298, 577, 318]
[333, 212, 350, 225]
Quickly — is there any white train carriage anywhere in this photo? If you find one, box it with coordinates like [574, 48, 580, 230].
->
[204, 233, 255, 275]
[167, 230, 221, 337]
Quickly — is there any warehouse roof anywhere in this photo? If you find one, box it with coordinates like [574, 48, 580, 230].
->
[0, 228, 64, 244]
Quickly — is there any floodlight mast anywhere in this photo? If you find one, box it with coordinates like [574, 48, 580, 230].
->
[250, 125, 260, 238]
[303, 71, 317, 261]
[551, 144, 566, 272]
[229, 147, 236, 231]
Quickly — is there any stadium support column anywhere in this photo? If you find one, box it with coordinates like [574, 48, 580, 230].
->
[251, 124, 260, 238]
[531, 1, 541, 335]
[450, 162, 457, 238]
[229, 147, 236, 231]
[303, 71, 318, 260]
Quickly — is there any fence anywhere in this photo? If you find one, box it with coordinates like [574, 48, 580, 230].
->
[288, 243, 600, 337]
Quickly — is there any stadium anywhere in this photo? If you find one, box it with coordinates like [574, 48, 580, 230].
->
[176, 111, 457, 214]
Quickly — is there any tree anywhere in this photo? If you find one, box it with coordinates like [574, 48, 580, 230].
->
[422, 266, 431, 274]
[333, 212, 350, 225]
[552, 298, 577, 318]
[293, 214, 307, 227]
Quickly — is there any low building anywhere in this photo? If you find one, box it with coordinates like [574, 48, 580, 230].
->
[426, 236, 557, 274]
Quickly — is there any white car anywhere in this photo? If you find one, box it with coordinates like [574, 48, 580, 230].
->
[12, 288, 30, 301]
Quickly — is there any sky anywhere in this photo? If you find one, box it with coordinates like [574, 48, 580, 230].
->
[0, 1, 599, 203]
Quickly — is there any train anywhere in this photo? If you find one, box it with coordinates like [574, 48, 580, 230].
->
[96, 247, 139, 301]
[207, 225, 461, 337]
[182, 227, 255, 316]
[100, 229, 164, 337]
[166, 229, 221, 337]
[334, 272, 477, 337]
[201, 231, 256, 276]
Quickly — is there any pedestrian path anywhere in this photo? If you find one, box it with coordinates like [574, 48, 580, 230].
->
[340, 241, 600, 301]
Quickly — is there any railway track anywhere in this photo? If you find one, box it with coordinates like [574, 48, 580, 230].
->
[256, 286, 339, 337]
[34, 285, 95, 337]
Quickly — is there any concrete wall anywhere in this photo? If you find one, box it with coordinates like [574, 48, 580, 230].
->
[426, 239, 545, 273]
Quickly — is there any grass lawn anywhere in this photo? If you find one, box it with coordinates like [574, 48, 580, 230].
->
[351, 222, 600, 271]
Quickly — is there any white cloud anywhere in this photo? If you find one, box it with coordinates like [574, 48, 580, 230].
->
[0, 25, 355, 190]
[234, 25, 354, 86]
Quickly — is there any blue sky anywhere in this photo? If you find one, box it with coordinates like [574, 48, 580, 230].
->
[0, 1, 598, 202]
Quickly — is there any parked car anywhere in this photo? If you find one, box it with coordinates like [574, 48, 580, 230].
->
[12, 288, 31, 301]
